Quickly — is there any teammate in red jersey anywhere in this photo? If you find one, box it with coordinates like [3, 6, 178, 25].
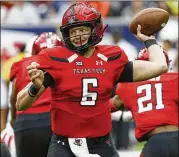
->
[9, 32, 63, 157]
[111, 48, 178, 157]
[16, 3, 168, 157]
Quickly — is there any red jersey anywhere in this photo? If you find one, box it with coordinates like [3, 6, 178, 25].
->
[116, 73, 178, 141]
[10, 57, 51, 115]
[34, 45, 129, 137]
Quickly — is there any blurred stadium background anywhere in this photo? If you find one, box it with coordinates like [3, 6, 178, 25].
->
[1, 1, 178, 157]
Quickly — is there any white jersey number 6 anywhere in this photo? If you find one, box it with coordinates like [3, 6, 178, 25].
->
[81, 78, 98, 106]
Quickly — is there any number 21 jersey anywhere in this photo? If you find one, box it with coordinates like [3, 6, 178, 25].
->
[116, 73, 178, 141]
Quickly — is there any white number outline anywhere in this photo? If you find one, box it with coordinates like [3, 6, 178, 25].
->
[137, 83, 164, 113]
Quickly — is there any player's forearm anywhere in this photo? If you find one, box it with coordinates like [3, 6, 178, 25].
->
[16, 86, 45, 111]
[147, 40, 168, 71]
[133, 40, 168, 82]
[16, 88, 35, 111]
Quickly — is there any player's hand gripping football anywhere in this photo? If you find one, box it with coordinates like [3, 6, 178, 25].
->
[27, 62, 44, 89]
[136, 25, 155, 42]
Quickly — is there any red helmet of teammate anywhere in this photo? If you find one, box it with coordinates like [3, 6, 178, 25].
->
[25, 32, 63, 56]
[60, 3, 107, 54]
[137, 48, 170, 67]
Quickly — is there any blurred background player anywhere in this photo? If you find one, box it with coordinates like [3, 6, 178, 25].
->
[2, 32, 63, 157]
[110, 48, 178, 157]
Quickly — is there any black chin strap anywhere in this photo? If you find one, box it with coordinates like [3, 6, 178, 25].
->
[77, 47, 89, 55]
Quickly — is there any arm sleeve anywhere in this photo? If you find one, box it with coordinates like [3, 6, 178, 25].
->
[118, 61, 133, 82]
[108, 46, 132, 84]
[42, 71, 55, 88]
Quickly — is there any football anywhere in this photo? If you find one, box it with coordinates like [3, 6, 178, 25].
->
[129, 8, 170, 36]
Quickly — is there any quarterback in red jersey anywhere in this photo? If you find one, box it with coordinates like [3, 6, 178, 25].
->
[111, 49, 178, 157]
[8, 32, 63, 157]
[16, 3, 168, 157]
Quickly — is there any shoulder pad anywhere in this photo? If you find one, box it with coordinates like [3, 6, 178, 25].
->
[97, 45, 125, 58]
[96, 45, 128, 62]
[41, 47, 75, 58]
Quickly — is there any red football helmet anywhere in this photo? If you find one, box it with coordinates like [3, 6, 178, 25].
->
[26, 32, 63, 56]
[60, 3, 107, 54]
[137, 48, 170, 67]
[32, 32, 63, 55]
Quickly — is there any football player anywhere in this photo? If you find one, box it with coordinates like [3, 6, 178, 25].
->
[8, 32, 63, 157]
[110, 48, 178, 157]
[16, 3, 168, 157]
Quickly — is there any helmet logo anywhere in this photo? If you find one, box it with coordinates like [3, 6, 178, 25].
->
[91, 7, 98, 14]
[69, 16, 77, 24]
[69, 18, 74, 23]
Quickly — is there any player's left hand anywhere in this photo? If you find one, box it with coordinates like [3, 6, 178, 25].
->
[135, 25, 155, 42]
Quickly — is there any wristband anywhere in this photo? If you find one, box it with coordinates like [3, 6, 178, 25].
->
[144, 39, 157, 49]
[28, 84, 41, 97]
